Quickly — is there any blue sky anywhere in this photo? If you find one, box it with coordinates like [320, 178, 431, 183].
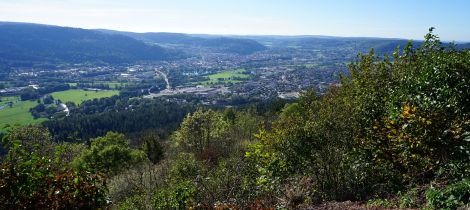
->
[0, 0, 469, 41]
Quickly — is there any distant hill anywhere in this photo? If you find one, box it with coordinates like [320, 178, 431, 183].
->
[239, 35, 412, 54]
[244, 35, 469, 54]
[97, 30, 268, 55]
[295, 37, 411, 55]
[201, 37, 268, 55]
[456, 42, 470, 50]
[0, 22, 183, 66]
[97, 30, 205, 45]
[0, 22, 466, 68]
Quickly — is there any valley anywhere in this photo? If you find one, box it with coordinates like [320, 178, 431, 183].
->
[1, 23, 468, 129]
[0, 20, 469, 209]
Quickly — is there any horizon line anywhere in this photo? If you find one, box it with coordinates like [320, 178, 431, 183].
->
[2, 20, 469, 43]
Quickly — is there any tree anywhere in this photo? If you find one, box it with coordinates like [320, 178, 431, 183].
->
[1, 126, 55, 163]
[74, 131, 146, 175]
[141, 131, 164, 164]
[172, 109, 230, 162]
[19, 87, 40, 101]
[348, 28, 470, 185]
[43, 95, 54, 104]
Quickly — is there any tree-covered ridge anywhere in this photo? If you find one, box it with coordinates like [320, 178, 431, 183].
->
[99, 30, 269, 55]
[0, 22, 182, 66]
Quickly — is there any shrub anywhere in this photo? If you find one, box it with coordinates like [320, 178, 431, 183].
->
[153, 180, 197, 209]
[398, 188, 420, 208]
[73, 131, 146, 175]
[425, 180, 470, 210]
[367, 198, 394, 208]
[0, 126, 107, 209]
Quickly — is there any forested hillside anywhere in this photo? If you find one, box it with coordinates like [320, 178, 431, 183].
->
[0, 22, 182, 66]
[98, 30, 268, 55]
[1, 30, 469, 209]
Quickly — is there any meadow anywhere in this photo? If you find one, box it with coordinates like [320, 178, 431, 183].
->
[0, 97, 45, 130]
[0, 89, 119, 130]
[193, 68, 249, 86]
[51, 89, 119, 105]
[207, 68, 249, 80]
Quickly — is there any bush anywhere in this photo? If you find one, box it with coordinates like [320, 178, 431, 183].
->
[153, 180, 197, 209]
[0, 126, 107, 209]
[172, 109, 230, 163]
[0, 162, 108, 209]
[425, 180, 470, 210]
[73, 131, 146, 175]
[398, 188, 420, 208]
[367, 198, 394, 208]
[108, 160, 171, 208]
[151, 153, 200, 209]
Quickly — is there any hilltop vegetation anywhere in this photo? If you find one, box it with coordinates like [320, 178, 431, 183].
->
[1, 30, 469, 209]
[244, 29, 470, 208]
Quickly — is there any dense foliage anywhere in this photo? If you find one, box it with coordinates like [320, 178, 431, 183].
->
[20, 83, 70, 101]
[73, 132, 146, 175]
[0, 126, 107, 209]
[43, 97, 196, 141]
[245, 29, 470, 208]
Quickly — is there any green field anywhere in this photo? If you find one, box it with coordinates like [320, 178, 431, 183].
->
[304, 63, 318, 68]
[0, 89, 119, 131]
[194, 80, 243, 86]
[207, 68, 249, 80]
[0, 97, 46, 130]
[51, 89, 119, 105]
[0, 96, 18, 106]
[192, 69, 250, 86]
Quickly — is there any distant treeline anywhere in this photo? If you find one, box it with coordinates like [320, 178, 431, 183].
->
[19, 83, 70, 100]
